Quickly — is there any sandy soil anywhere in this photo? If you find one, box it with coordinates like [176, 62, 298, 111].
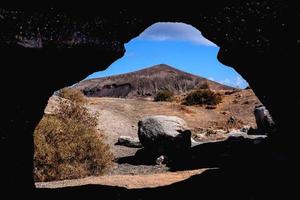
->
[35, 168, 210, 189]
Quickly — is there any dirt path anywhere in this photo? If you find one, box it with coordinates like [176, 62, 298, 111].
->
[35, 168, 210, 189]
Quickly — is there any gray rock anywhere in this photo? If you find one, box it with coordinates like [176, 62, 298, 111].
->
[227, 129, 267, 144]
[116, 136, 143, 148]
[191, 138, 203, 147]
[227, 116, 236, 124]
[138, 115, 191, 155]
[156, 155, 168, 165]
[240, 125, 251, 133]
[254, 105, 276, 135]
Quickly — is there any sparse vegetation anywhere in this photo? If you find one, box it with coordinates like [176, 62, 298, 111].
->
[154, 89, 174, 102]
[34, 88, 113, 182]
[57, 87, 86, 104]
[183, 89, 222, 106]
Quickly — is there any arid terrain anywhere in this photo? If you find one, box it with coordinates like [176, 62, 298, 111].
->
[87, 88, 260, 158]
[38, 87, 261, 189]
[35, 64, 264, 189]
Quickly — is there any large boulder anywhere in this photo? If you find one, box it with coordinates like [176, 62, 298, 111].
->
[137, 115, 191, 156]
[254, 105, 276, 135]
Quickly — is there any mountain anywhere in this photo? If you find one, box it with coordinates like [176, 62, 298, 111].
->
[74, 64, 235, 98]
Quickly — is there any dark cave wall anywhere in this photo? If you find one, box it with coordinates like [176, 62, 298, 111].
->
[0, 1, 299, 195]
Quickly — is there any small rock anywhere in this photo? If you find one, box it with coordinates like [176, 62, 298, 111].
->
[116, 136, 143, 148]
[227, 129, 267, 141]
[228, 116, 236, 124]
[240, 125, 251, 133]
[156, 155, 168, 165]
[191, 138, 202, 147]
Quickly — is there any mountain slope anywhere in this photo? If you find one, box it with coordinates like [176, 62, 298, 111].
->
[75, 64, 234, 98]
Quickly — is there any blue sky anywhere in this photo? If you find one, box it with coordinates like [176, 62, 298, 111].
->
[87, 22, 248, 88]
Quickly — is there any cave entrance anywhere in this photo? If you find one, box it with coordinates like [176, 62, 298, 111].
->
[34, 22, 267, 189]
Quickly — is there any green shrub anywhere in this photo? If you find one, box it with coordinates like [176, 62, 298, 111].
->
[183, 89, 222, 106]
[154, 90, 174, 102]
[34, 89, 113, 182]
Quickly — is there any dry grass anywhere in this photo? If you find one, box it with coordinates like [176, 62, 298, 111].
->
[34, 88, 113, 182]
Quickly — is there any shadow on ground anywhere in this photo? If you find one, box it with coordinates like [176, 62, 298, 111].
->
[36, 137, 296, 199]
[117, 136, 270, 170]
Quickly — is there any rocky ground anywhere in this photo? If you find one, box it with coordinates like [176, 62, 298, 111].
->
[87, 89, 260, 161]
[37, 89, 263, 188]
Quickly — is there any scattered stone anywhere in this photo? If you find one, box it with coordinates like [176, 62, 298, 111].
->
[138, 115, 191, 155]
[116, 136, 143, 148]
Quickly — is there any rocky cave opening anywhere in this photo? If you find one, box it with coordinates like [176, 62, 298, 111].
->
[0, 3, 298, 198]
[33, 22, 274, 189]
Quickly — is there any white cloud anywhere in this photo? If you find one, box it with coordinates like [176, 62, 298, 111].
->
[138, 22, 217, 46]
[221, 78, 231, 85]
[220, 76, 248, 89]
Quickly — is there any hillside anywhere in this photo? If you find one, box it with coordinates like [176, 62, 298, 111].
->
[74, 64, 234, 98]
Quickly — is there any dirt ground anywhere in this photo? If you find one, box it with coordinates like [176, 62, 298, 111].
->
[37, 89, 261, 188]
[87, 89, 260, 160]
[35, 168, 210, 189]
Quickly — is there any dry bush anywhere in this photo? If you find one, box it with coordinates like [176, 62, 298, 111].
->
[154, 89, 174, 102]
[57, 87, 86, 104]
[183, 89, 222, 106]
[55, 98, 98, 129]
[34, 88, 113, 182]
